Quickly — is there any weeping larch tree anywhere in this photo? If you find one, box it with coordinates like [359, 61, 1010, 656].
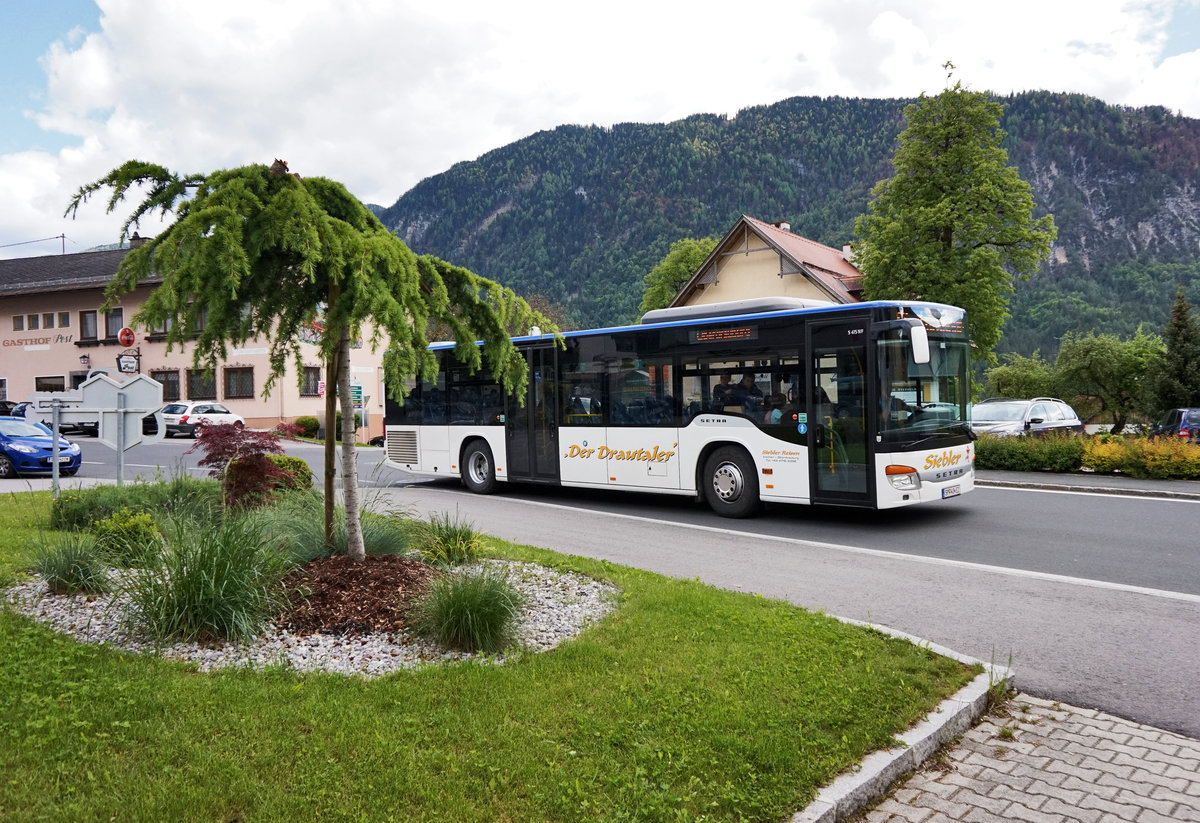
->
[67, 159, 553, 560]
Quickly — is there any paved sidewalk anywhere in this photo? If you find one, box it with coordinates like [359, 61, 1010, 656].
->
[860, 694, 1200, 823]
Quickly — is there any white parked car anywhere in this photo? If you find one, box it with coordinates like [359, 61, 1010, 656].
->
[155, 402, 245, 438]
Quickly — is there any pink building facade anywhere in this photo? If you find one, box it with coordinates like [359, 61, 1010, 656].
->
[1, 247, 387, 438]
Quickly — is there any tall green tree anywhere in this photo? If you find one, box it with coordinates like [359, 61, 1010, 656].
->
[1054, 329, 1163, 433]
[1152, 286, 1200, 413]
[854, 68, 1057, 362]
[638, 236, 719, 316]
[67, 159, 552, 560]
[983, 351, 1057, 399]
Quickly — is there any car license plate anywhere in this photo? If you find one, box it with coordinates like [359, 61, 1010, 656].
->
[58, 456, 73, 463]
[941, 485, 960, 499]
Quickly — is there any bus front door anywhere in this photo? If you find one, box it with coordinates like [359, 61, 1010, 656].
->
[505, 346, 560, 483]
[809, 319, 875, 507]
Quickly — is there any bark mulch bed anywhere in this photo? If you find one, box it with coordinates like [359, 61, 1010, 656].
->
[277, 554, 440, 635]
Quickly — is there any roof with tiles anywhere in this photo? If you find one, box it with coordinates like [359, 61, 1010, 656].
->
[741, 215, 862, 294]
[0, 246, 160, 297]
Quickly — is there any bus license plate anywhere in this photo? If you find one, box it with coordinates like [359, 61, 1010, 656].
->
[941, 485, 960, 499]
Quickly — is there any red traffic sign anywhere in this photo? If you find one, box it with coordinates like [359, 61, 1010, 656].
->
[117, 327, 136, 347]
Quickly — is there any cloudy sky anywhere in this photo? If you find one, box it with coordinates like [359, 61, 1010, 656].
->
[2, 0, 1199, 259]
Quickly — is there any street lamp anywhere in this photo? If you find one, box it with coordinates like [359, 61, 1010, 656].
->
[79, 354, 90, 367]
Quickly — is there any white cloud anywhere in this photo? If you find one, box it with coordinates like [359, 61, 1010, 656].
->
[2, 0, 1198, 259]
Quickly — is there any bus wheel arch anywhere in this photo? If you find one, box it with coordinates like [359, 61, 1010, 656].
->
[460, 438, 497, 494]
[701, 444, 761, 518]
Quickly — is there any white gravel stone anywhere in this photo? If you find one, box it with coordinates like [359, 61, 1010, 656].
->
[3, 559, 618, 677]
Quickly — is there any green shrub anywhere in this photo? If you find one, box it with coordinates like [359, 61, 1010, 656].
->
[410, 566, 524, 653]
[266, 454, 313, 492]
[293, 415, 320, 438]
[90, 507, 162, 567]
[333, 411, 362, 440]
[421, 510, 484, 567]
[122, 514, 293, 642]
[974, 432, 1084, 472]
[31, 533, 110, 595]
[50, 476, 222, 531]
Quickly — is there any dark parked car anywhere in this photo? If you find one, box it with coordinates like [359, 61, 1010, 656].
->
[0, 400, 16, 416]
[8, 400, 98, 436]
[1153, 408, 1200, 442]
[0, 416, 82, 478]
[970, 397, 1085, 437]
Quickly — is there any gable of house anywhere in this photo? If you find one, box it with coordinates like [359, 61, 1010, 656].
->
[669, 215, 862, 308]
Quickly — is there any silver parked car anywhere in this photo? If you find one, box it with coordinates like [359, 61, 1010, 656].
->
[156, 401, 245, 438]
[970, 398, 1084, 437]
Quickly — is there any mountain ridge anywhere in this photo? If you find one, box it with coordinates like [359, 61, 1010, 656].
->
[377, 91, 1200, 355]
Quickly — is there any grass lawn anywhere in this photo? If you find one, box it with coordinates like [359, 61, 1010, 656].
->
[0, 489, 979, 822]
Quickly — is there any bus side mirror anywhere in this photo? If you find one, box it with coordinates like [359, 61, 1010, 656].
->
[909, 321, 930, 365]
[871, 318, 930, 365]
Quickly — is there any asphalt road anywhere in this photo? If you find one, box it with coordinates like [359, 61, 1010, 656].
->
[62, 436, 1200, 738]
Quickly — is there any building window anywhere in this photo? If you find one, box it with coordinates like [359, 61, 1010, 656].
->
[224, 367, 254, 399]
[80, 311, 98, 340]
[12, 316, 23, 332]
[58, 312, 70, 328]
[301, 366, 322, 396]
[150, 316, 174, 336]
[0, 377, 7, 401]
[35, 376, 66, 392]
[27, 314, 39, 331]
[190, 305, 207, 335]
[43, 313, 55, 329]
[151, 370, 181, 402]
[105, 308, 124, 339]
[187, 369, 217, 400]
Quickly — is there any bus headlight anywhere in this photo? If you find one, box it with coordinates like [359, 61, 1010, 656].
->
[885, 465, 920, 491]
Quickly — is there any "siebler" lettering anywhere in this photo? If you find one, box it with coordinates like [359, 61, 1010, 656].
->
[923, 450, 962, 470]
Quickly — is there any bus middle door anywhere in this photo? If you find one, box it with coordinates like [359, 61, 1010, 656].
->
[505, 346, 560, 483]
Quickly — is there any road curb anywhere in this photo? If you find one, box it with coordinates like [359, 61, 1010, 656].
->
[791, 623, 1012, 823]
[976, 478, 1200, 500]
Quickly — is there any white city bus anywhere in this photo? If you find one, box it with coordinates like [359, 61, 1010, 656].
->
[381, 297, 974, 516]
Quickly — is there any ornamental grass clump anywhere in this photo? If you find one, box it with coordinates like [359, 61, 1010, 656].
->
[421, 510, 484, 567]
[251, 491, 412, 563]
[31, 533, 110, 595]
[410, 566, 524, 653]
[123, 514, 293, 643]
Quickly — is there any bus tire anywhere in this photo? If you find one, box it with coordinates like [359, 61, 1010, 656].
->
[702, 446, 760, 518]
[461, 441, 497, 494]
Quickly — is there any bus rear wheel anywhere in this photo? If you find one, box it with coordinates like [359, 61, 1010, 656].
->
[461, 441, 497, 494]
[703, 446, 760, 518]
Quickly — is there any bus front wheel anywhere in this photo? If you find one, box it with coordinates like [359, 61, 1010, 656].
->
[703, 446, 760, 518]
[461, 441, 497, 494]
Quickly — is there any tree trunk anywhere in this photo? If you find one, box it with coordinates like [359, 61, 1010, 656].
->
[338, 326, 366, 561]
[324, 344, 339, 551]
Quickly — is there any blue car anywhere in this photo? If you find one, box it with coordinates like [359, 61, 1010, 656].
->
[0, 416, 82, 479]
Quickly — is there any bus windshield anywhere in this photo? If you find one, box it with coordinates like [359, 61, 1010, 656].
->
[876, 333, 971, 446]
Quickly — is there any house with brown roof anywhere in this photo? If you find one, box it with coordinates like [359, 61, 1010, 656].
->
[669, 215, 862, 308]
[0, 241, 386, 437]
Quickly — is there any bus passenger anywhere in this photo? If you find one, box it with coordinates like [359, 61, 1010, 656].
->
[711, 374, 734, 409]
